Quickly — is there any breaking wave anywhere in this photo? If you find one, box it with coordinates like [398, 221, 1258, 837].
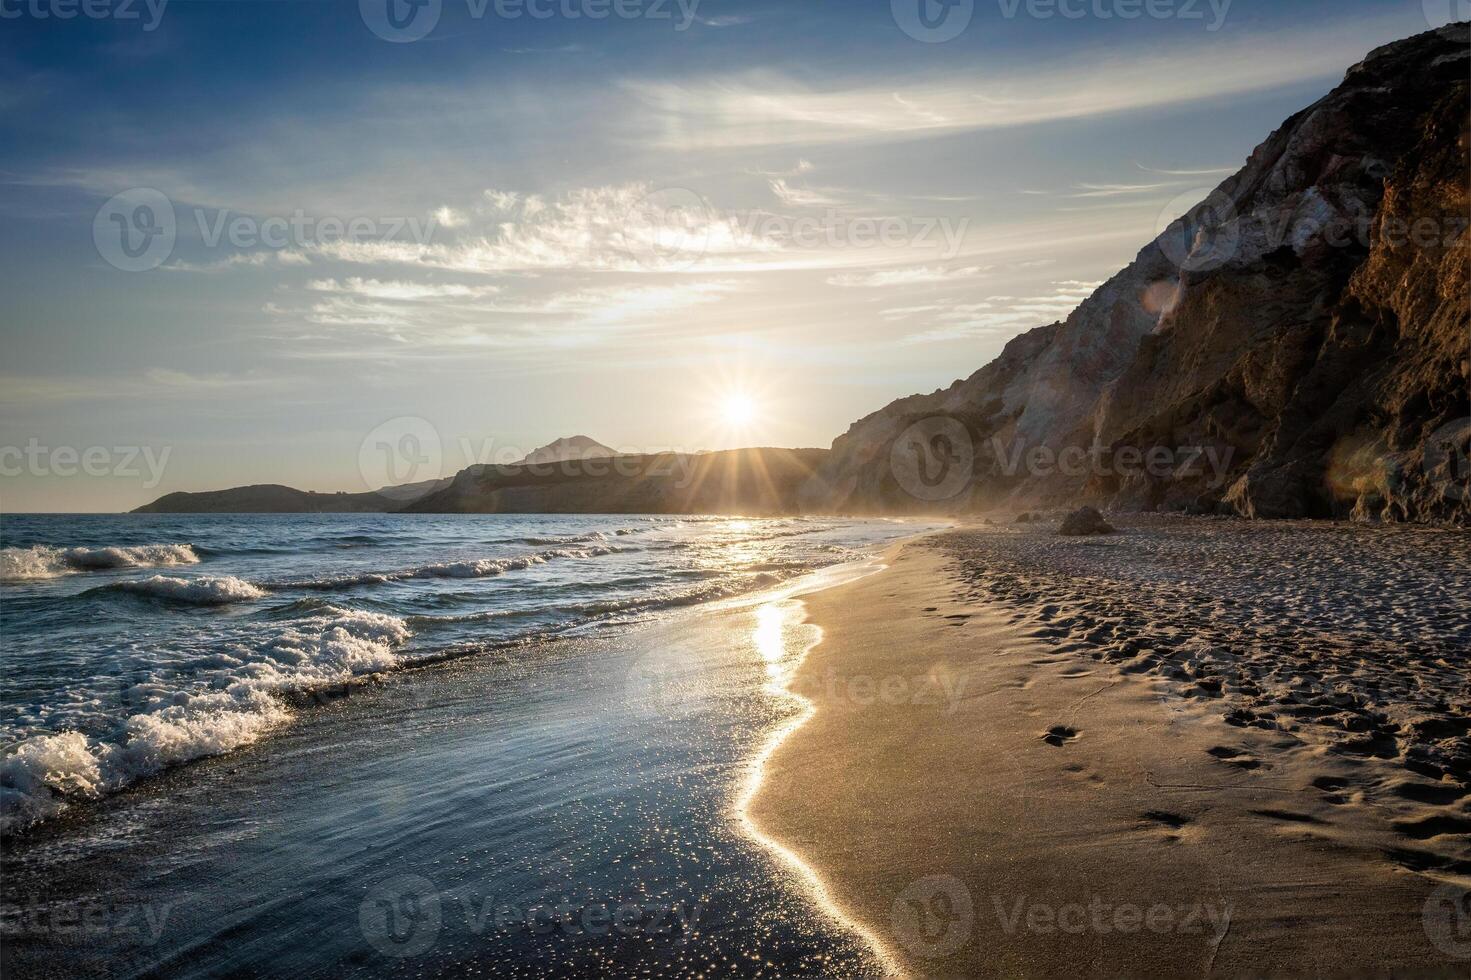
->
[0, 608, 411, 834]
[0, 544, 200, 582]
[114, 575, 268, 605]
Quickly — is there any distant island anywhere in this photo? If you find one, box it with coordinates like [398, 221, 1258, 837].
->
[134, 445, 828, 516]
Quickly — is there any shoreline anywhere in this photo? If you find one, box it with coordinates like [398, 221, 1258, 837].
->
[733, 563, 912, 979]
[0, 515, 941, 840]
[0, 524, 941, 977]
[750, 521, 1469, 976]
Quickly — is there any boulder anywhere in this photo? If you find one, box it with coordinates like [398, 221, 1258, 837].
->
[1058, 506, 1115, 536]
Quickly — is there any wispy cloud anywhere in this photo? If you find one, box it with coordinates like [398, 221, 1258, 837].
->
[900, 280, 1104, 344]
[828, 265, 988, 288]
[768, 178, 844, 207]
[1135, 162, 1237, 177]
[1066, 181, 1186, 199]
[626, 22, 1397, 150]
[696, 14, 753, 27]
[0, 369, 284, 405]
[163, 250, 311, 272]
[306, 277, 500, 300]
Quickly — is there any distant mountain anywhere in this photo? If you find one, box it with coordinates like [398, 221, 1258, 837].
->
[402, 448, 826, 515]
[132, 478, 453, 514]
[802, 25, 1470, 524]
[129, 450, 826, 516]
[132, 484, 399, 514]
[513, 436, 619, 467]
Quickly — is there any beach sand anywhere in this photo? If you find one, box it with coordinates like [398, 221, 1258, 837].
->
[751, 518, 1470, 977]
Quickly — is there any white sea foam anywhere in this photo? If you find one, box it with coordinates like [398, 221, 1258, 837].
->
[0, 607, 411, 834]
[282, 545, 622, 589]
[117, 575, 268, 605]
[0, 544, 200, 582]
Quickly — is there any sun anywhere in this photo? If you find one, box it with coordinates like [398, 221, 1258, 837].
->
[720, 393, 758, 428]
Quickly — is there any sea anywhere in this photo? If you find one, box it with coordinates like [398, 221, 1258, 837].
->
[0, 512, 938, 977]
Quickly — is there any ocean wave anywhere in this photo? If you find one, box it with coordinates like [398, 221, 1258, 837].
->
[114, 575, 267, 605]
[0, 607, 411, 834]
[0, 544, 200, 582]
[275, 545, 625, 590]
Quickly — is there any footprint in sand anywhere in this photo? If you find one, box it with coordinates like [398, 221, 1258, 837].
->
[1041, 725, 1080, 747]
[1309, 775, 1355, 805]
[1250, 808, 1326, 825]
[1391, 814, 1471, 840]
[1387, 779, 1467, 805]
[1206, 746, 1265, 770]
[1141, 810, 1191, 829]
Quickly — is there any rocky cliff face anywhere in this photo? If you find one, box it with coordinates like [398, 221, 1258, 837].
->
[803, 24, 1470, 523]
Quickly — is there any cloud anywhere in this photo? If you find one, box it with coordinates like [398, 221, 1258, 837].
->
[305, 277, 500, 300]
[164, 249, 310, 272]
[625, 22, 1401, 151]
[0, 370, 283, 404]
[768, 179, 844, 207]
[1134, 162, 1237, 177]
[433, 206, 467, 228]
[828, 265, 988, 288]
[304, 184, 778, 275]
[696, 14, 753, 27]
[900, 281, 1105, 344]
[271, 269, 743, 354]
[1066, 181, 1189, 199]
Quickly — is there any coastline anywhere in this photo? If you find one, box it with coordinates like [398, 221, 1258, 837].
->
[0, 525, 934, 977]
[749, 523, 1469, 977]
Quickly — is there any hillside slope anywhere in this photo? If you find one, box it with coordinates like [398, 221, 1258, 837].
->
[132, 484, 397, 514]
[403, 448, 827, 515]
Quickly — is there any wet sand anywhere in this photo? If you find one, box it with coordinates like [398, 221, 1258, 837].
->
[750, 519, 1470, 977]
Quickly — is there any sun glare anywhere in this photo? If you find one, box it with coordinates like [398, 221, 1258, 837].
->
[721, 393, 757, 428]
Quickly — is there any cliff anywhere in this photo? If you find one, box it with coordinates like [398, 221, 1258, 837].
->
[802, 24, 1471, 523]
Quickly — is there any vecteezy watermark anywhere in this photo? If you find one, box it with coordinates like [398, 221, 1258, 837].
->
[622, 187, 714, 272]
[892, 0, 1230, 41]
[360, 0, 702, 42]
[619, 185, 970, 271]
[1153, 188, 1470, 275]
[991, 894, 1232, 938]
[888, 416, 1235, 503]
[359, 417, 444, 502]
[92, 188, 441, 272]
[0, 0, 168, 30]
[892, 875, 974, 958]
[1423, 883, 1471, 960]
[890, 417, 975, 502]
[93, 188, 176, 273]
[359, 874, 702, 958]
[891, 0, 974, 42]
[0, 441, 172, 488]
[0, 895, 183, 945]
[997, 0, 1231, 31]
[791, 666, 969, 714]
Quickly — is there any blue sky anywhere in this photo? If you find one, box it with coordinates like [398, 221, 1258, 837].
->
[0, 0, 1454, 510]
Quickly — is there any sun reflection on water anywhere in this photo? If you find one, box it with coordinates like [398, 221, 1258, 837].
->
[735, 596, 908, 978]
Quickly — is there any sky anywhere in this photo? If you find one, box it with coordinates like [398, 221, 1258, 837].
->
[0, 0, 1457, 511]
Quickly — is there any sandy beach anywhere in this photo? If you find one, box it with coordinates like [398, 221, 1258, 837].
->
[751, 518, 1470, 977]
